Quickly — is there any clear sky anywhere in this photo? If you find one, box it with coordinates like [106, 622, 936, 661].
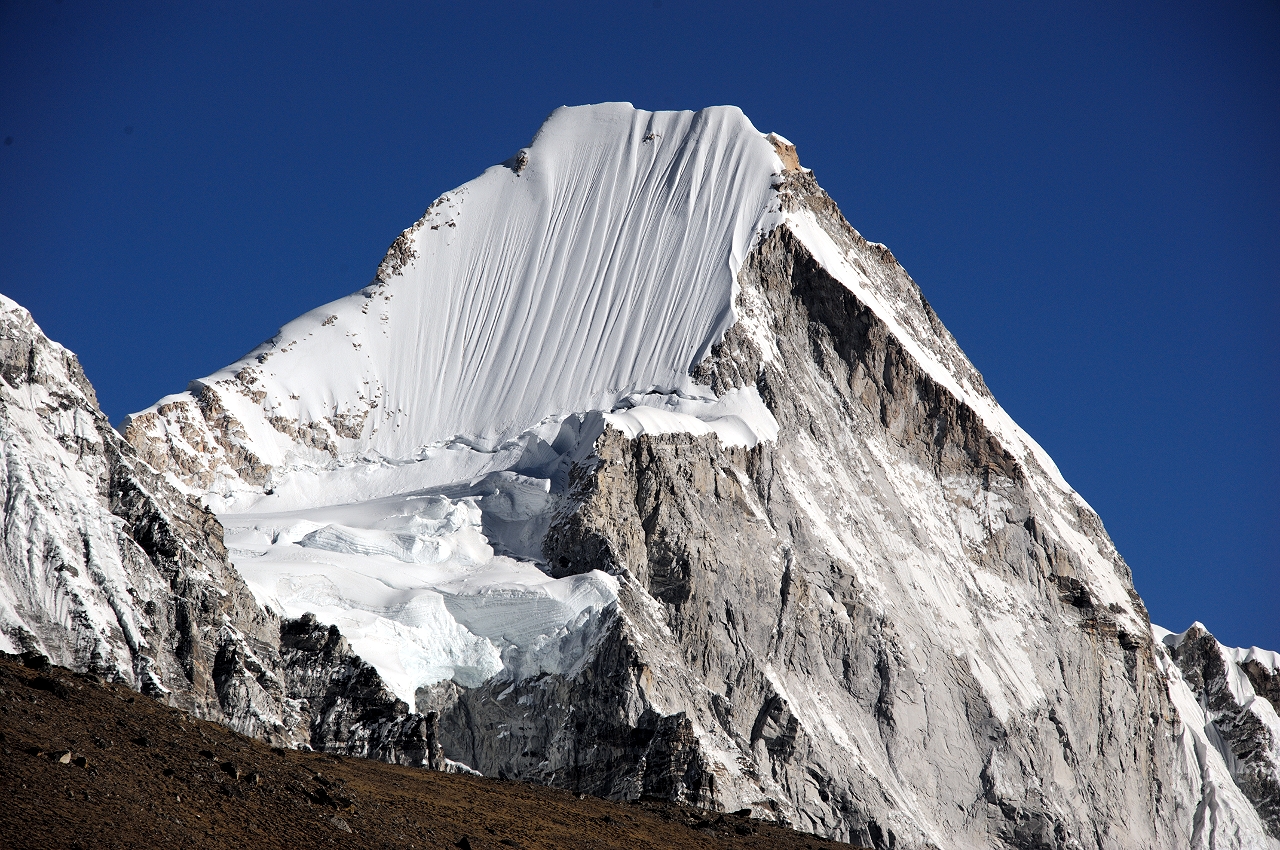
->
[1, 2, 1276, 649]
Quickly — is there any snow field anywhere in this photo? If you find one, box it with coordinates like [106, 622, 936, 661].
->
[223, 487, 618, 704]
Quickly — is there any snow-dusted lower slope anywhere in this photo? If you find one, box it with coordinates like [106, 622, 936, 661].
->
[100, 103, 1279, 847]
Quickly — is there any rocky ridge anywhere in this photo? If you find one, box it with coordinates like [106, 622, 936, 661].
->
[0, 295, 438, 766]
[1159, 623, 1280, 838]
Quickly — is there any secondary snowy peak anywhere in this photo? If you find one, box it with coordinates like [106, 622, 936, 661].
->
[1156, 622, 1280, 839]
[125, 104, 787, 498]
[0, 295, 452, 763]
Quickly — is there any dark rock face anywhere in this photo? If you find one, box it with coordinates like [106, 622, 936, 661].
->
[0, 297, 437, 766]
[280, 613, 442, 768]
[1242, 659, 1280, 717]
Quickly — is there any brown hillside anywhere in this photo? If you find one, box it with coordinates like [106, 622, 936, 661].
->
[0, 653, 861, 849]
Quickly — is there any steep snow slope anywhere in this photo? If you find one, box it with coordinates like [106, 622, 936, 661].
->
[123, 103, 1074, 536]
[125, 104, 783, 503]
[119, 104, 1278, 847]
[124, 104, 790, 706]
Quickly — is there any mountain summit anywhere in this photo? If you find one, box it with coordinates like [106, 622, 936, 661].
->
[125, 104, 784, 486]
[3, 104, 1276, 848]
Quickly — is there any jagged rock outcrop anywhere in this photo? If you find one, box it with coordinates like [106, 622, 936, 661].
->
[281, 613, 443, 768]
[1160, 624, 1280, 839]
[0, 295, 436, 764]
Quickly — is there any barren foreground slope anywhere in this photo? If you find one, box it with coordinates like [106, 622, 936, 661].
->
[0, 652, 858, 850]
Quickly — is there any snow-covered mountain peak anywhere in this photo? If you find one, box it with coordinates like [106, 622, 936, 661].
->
[122, 103, 1089, 529]
[119, 101, 1155, 718]
[125, 103, 788, 504]
[7, 103, 1278, 846]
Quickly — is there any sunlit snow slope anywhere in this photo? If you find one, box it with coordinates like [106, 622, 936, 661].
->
[128, 104, 783, 498]
[124, 104, 791, 703]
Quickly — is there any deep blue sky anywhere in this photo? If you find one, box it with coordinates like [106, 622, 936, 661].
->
[1, 2, 1276, 649]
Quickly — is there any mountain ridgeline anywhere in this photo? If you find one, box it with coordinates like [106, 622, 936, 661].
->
[1, 104, 1276, 849]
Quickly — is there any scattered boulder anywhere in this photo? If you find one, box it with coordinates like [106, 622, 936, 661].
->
[20, 652, 50, 672]
[29, 676, 69, 699]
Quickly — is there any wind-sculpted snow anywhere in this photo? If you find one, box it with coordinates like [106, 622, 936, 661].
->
[123, 103, 790, 725]
[124, 103, 785, 504]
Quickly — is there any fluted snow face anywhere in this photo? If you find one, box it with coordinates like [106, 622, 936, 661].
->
[124, 104, 786, 504]
[119, 104, 790, 707]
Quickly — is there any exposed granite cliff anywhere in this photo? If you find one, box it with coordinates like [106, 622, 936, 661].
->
[427, 171, 1276, 848]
